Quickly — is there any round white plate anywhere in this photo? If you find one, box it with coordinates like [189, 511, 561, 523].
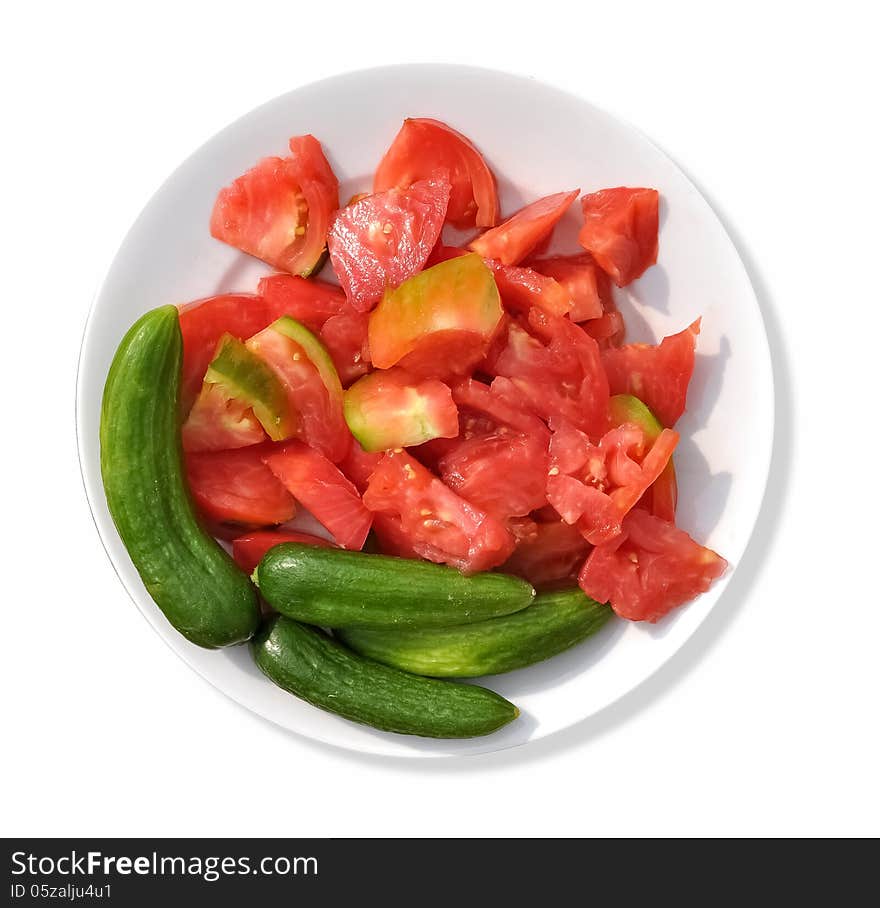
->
[77, 64, 773, 758]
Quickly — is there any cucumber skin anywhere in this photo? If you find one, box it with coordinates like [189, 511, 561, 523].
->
[252, 616, 518, 738]
[100, 306, 260, 648]
[254, 543, 535, 628]
[338, 589, 613, 677]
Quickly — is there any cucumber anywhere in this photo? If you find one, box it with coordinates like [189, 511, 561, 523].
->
[100, 306, 261, 648]
[252, 616, 518, 738]
[253, 543, 535, 628]
[338, 588, 613, 677]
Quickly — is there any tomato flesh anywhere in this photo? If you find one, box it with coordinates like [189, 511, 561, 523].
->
[328, 174, 451, 313]
[374, 118, 498, 228]
[182, 383, 266, 453]
[451, 377, 550, 439]
[257, 273, 347, 331]
[500, 520, 591, 590]
[232, 530, 334, 575]
[319, 304, 371, 386]
[528, 254, 609, 322]
[344, 368, 458, 452]
[601, 319, 700, 427]
[578, 187, 659, 287]
[262, 441, 372, 550]
[185, 444, 297, 526]
[470, 189, 578, 265]
[579, 509, 727, 622]
[210, 135, 338, 276]
[363, 450, 515, 572]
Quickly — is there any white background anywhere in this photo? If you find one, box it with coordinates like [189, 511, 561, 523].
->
[3, 0, 878, 837]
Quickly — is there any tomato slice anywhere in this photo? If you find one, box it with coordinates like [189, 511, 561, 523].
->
[451, 377, 550, 439]
[368, 253, 503, 379]
[528, 254, 609, 322]
[469, 189, 579, 265]
[601, 319, 700, 427]
[257, 273, 347, 331]
[578, 187, 659, 286]
[579, 509, 727, 622]
[344, 368, 458, 452]
[210, 135, 338, 276]
[181, 383, 266, 453]
[374, 118, 499, 229]
[246, 317, 350, 463]
[232, 529, 334, 575]
[438, 431, 549, 521]
[318, 304, 371, 386]
[328, 174, 451, 313]
[185, 444, 297, 526]
[262, 441, 372, 550]
[492, 308, 609, 438]
[178, 293, 271, 414]
[363, 450, 515, 573]
[500, 520, 591, 590]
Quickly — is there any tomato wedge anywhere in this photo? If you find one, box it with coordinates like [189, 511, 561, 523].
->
[451, 377, 550, 439]
[363, 449, 515, 572]
[374, 118, 498, 228]
[185, 444, 297, 526]
[601, 319, 700, 427]
[368, 253, 503, 379]
[328, 174, 451, 313]
[246, 317, 350, 463]
[210, 135, 338, 276]
[232, 530, 334, 575]
[319, 305, 371, 386]
[528, 254, 609, 322]
[262, 441, 372, 550]
[469, 189, 579, 265]
[500, 520, 591, 590]
[579, 509, 727, 622]
[181, 383, 266, 453]
[257, 273, 347, 331]
[578, 187, 659, 287]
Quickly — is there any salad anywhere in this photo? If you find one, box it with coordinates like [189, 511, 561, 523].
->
[100, 117, 727, 739]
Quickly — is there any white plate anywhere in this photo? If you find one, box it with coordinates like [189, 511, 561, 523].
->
[76, 64, 773, 758]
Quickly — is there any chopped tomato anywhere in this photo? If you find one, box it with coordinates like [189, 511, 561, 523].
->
[246, 317, 350, 463]
[582, 298, 626, 349]
[500, 520, 591, 590]
[319, 304, 371, 386]
[492, 308, 609, 438]
[344, 368, 458, 452]
[469, 189, 579, 265]
[578, 187, 659, 286]
[546, 421, 679, 544]
[528, 254, 609, 322]
[182, 383, 266, 453]
[601, 319, 700, 426]
[328, 173, 451, 313]
[257, 273, 347, 331]
[451, 377, 550, 439]
[374, 118, 498, 228]
[438, 431, 549, 521]
[368, 253, 503, 379]
[178, 293, 270, 414]
[363, 450, 515, 572]
[337, 441, 384, 492]
[262, 441, 372, 550]
[488, 260, 573, 317]
[210, 135, 338, 276]
[185, 444, 296, 526]
[232, 530, 334, 575]
[579, 509, 727, 622]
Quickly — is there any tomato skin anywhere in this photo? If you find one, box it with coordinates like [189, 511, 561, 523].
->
[578, 509, 727, 622]
[262, 441, 372, 550]
[500, 520, 591, 590]
[469, 189, 579, 265]
[492, 308, 609, 438]
[601, 319, 700, 427]
[363, 450, 515, 573]
[578, 187, 659, 287]
[210, 136, 338, 276]
[232, 530, 334, 575]
[374, 118, 499, 228]
[438, 431, 549, 521]
[528, 254, 610, 322]
[185, 444, 297, 526]
[328, 174, 451, 313]
[257, 273, 347, 331]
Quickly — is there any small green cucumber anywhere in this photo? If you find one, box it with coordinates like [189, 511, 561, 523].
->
[338, 588, 613, 677]
[252, 616, 518, 738]
[253, 543, 535, 628]
[100, 306, 260, 648]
